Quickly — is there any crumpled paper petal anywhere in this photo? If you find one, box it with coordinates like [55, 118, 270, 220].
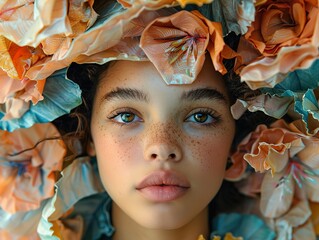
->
[230, 93, 293, 120]
[37, 157, 104, 239]
[260, 171, 295, 218]
[26, 1, 145, 80]
[0, 122, 65, 214]
[0, 69, 82, 131]
[0, 157, 102, 239]
[239, 45, 319, 89]
[140, 10, 234, 84]
[272, 200, 316, 240]
[235, 0, 319, 89]
[225, 124, 268, 181]
[198, 0, 255, 36]
[0, 204, 42, 240]
[0, 0, 97, 48]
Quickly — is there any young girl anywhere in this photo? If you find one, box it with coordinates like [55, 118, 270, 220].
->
[1, 0, 318, 239]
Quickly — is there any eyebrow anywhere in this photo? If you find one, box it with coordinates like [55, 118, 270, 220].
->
[102, 87, 149, 102]
[181, 88, 227, 104]
[101, 87, 227, 104]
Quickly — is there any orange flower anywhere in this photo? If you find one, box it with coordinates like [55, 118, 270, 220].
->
[236, 0, 319, 89]
[0, 123, 66, 213]
[140, 10, 234, 84]
[0, 1, 97, 120]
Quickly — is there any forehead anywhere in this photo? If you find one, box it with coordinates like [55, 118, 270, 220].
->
[96, 59, 229, 102]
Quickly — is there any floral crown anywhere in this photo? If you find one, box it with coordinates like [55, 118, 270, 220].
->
[0, 0, 318, 239]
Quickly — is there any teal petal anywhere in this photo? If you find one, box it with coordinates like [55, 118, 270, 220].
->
[211, 213, 276, 240]
[262, 59, 319, 95]
[186, 0, 255, 36]
[0, 69, 82, 132]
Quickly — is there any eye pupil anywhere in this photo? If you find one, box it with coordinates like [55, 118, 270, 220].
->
[121, 113, 134, 122]
[194, 113, 208, 123]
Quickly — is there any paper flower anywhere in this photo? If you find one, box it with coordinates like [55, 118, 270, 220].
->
[199, 0, 256, 36]
[0, 123, 66, 213]
[0, 69, 82, 132]
[0, 0, 97, 48]
[140, 10, 234, 84]
[0, 0, 94, 128]
[227, 119, 319, 219]
[235, 0, 319, 89]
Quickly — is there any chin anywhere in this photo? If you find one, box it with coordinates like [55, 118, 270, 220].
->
[132, 205, 197, 230]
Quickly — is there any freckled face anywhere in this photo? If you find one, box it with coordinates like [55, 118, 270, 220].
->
[90, 60, 235, 230]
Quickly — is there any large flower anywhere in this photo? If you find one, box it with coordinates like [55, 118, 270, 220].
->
[0, 0, 97, 48]
[0, 1, 96, 125]
[235, 0, 319, 89]
[227, 119, 319, 221]
[0, 123, 66, 213]
[140, 10, 234, 84]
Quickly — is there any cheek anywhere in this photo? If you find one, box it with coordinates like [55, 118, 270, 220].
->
[93, 131, 141, 190]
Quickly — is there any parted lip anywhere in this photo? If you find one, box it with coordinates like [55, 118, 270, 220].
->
[136, 170, 190, 189]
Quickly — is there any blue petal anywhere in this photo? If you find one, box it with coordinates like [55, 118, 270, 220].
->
[0, 69, 82, 132]
[262, 59, 319, 95]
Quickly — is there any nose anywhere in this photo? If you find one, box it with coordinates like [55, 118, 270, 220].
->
[143, 124, 182, 162]
[145, 144, 182, 162]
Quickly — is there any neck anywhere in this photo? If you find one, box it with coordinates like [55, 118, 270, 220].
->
[111, 203, 209, 240]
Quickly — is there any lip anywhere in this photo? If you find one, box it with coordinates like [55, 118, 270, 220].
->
[136, 170, 190, 202]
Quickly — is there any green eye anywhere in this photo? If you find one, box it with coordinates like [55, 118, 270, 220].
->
[120, 113, 135, 123]
[186, 109, 220, 125]
[193, 113, 208, 123]
[109, 110, 142, 124]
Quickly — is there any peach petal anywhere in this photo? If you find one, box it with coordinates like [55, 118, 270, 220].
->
[0, 0, 72, 47]
[240, 44, 318, 89]
[26, 4, 145, 80]
[0, 123, 66, 213]
[260, 171, 294, 218]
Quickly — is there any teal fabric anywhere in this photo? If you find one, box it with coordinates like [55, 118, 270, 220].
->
[0, 68, 82, 132]
[211, 213, 276, 240]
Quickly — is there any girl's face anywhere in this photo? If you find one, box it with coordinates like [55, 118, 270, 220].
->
[91, 59, 235, 230]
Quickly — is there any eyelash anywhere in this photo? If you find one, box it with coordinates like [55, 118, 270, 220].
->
[107, 108, 142, 125]
[107, 108, 221, 127]
[185, 109, 221, 126]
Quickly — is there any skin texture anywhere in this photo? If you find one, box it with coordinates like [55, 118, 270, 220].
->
[90, 59, 236, 240]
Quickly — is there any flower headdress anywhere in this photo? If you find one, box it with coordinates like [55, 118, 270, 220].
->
[0, 0, 318, 239]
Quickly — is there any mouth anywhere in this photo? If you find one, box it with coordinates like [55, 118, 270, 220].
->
[136, 170, 190, 202]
